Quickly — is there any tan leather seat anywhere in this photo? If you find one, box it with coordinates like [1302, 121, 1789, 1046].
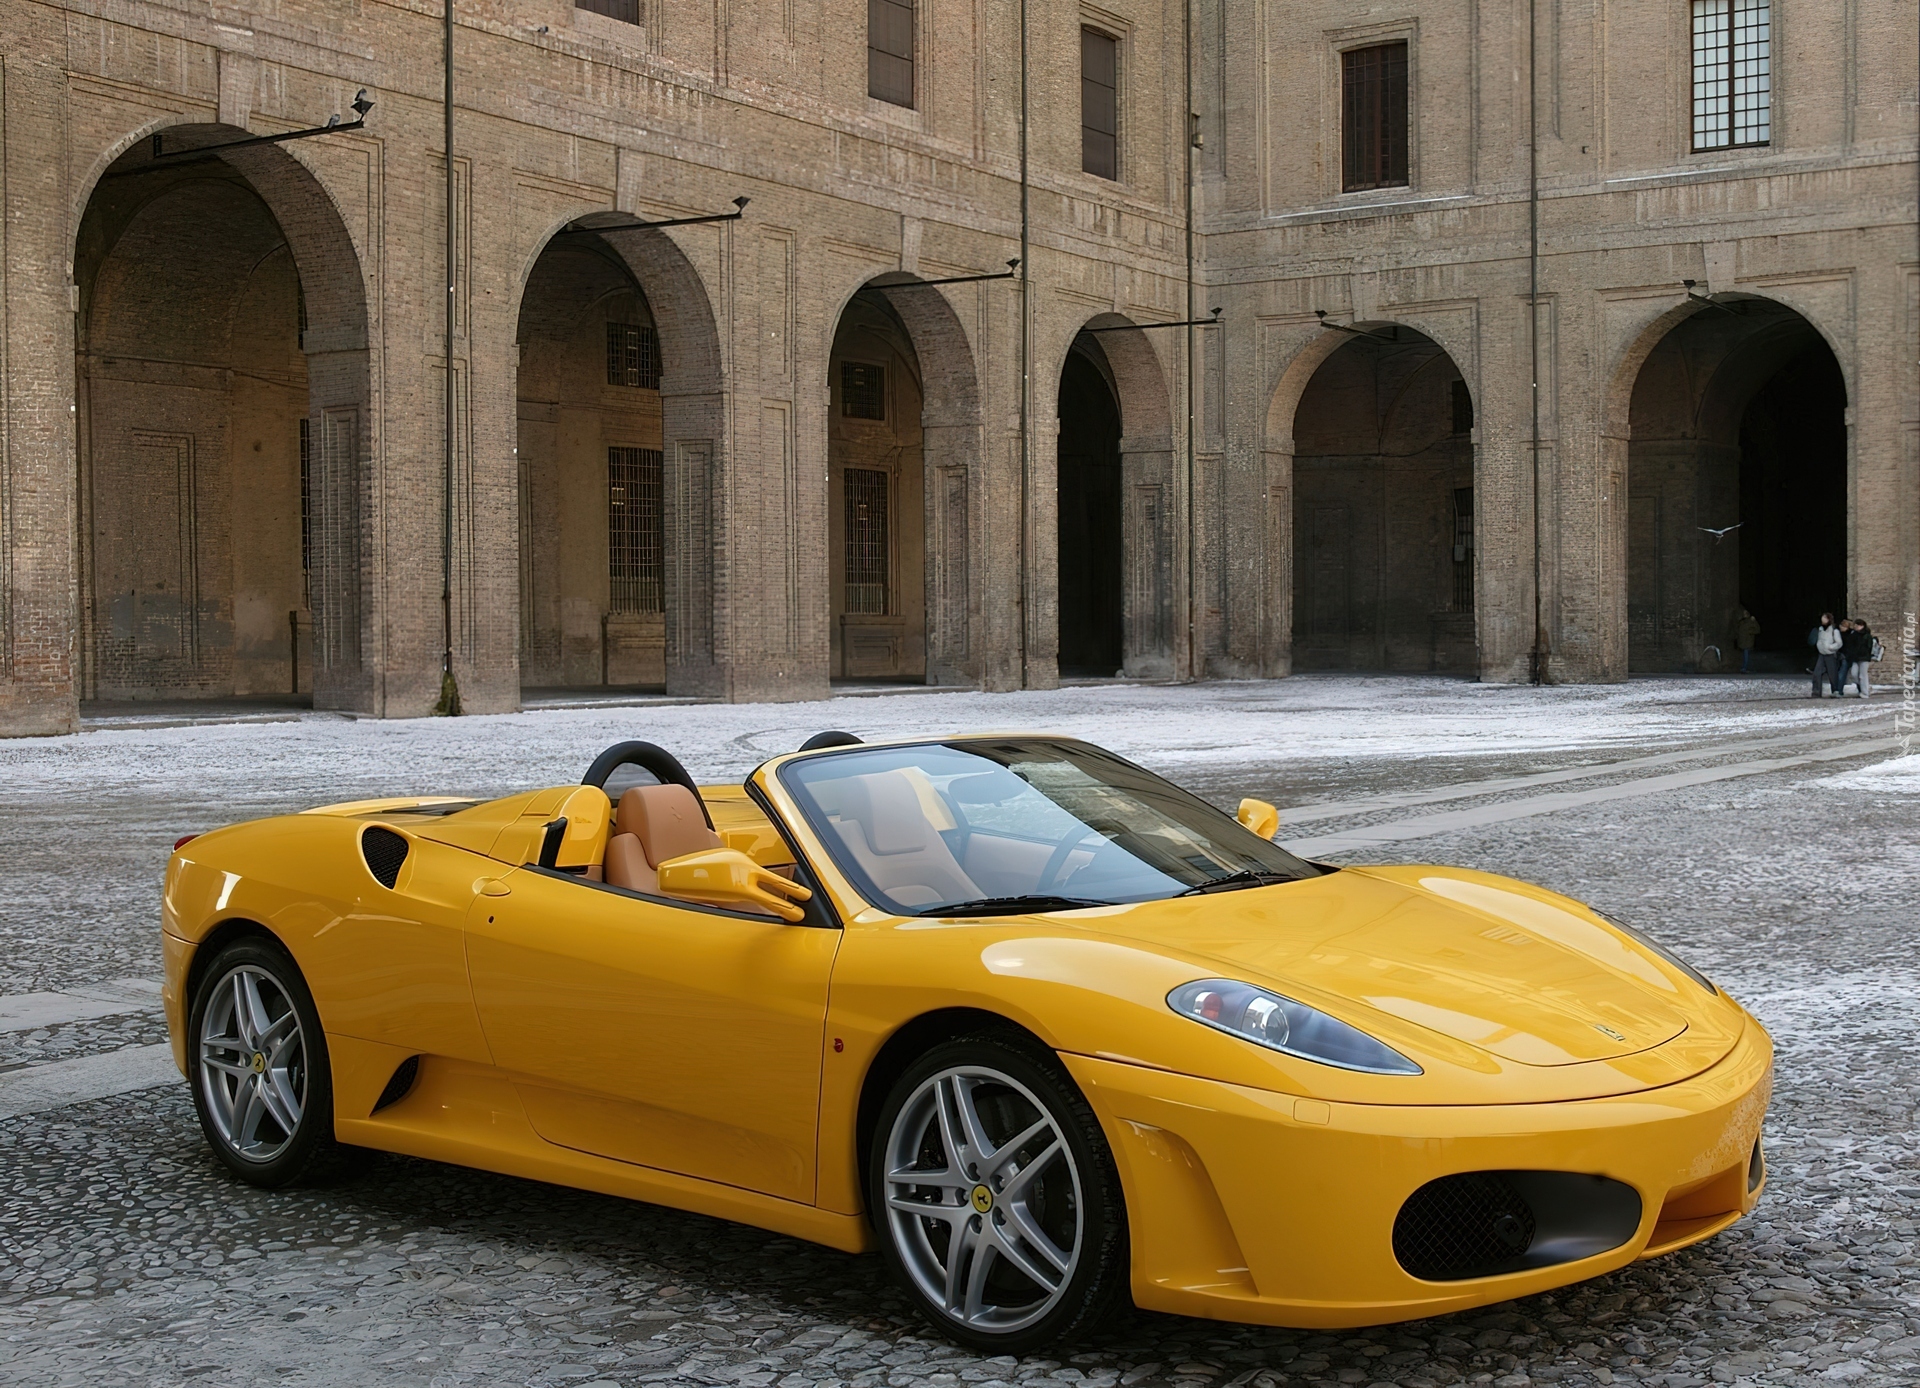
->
[603, 784, 721, 894]
[827, 771, 980, 909]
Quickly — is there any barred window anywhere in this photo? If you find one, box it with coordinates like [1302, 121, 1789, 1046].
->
[1081, 29, 1119, 180]
[576, 0, 640, 24]
[841, 361, 887, 420]
[1692, 0, 1770, 151]
[869, 0, 915, 107]
[607, 322, 661, 389]
[609, 447, 664, 614]
[844, 468, 891, 615]
[1342, 42, 1409, 192]
[1451, 486, 1475, 613]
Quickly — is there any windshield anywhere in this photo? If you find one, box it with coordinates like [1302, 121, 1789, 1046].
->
[776, 738, 1322, 916]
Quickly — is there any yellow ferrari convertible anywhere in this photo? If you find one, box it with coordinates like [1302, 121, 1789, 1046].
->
[161, 733, 1769, 1351]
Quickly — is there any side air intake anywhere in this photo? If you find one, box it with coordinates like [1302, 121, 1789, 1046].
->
[361, 826, 410, 889]
[372, 1055, 421, 1113]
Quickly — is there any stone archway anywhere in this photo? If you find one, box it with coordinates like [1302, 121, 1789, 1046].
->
[820, 274, 983, 686]
[1615, 297, 1848, 672]
[510, 222, 728, 699]
[1284, 324, 1477, 672]
[73, 126, 372, 709]
[1046, 316, 1178, 682]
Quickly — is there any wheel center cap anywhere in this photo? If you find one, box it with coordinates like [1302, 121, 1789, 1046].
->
[250, 1052, 266, 1074]
[970, 1184, 994, 1213]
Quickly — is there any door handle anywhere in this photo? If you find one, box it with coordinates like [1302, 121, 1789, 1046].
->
[475, 877, 512, 897]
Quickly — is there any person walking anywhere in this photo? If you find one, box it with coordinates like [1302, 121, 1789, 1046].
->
[1734, 608, 1761, 673]
[1842, 617, 1874, 698]
[1811, 612, 1844, 697]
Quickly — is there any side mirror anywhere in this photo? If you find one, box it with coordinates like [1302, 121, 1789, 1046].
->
[656, 848, 813, 922]
[1236, 798, 1280, 840]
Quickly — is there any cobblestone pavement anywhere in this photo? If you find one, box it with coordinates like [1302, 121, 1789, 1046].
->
[2, 677, 1916, 1387]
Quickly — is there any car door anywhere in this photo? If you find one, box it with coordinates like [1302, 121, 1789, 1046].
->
[463, 866, 839, 1204]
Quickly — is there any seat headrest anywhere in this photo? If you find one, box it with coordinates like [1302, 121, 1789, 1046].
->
[839, 772, 941, 856]
[616, 784, 720, 868]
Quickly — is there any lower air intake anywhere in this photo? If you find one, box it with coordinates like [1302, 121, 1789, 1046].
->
[361, 826, 410, 889]
[1393, 1170, 1641, 1282]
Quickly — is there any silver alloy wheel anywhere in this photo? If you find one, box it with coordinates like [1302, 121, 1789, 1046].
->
[882, 1064, 1084, 1335]
[197, 964, 307, 1163]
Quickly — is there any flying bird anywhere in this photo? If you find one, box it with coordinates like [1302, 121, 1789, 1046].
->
[1697, 523, 1744, 542]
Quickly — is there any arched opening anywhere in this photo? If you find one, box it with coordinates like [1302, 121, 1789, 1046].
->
[1049, 316, 1177, 681]
[1056, 340, 1124, 677]
[74, 127, 370, 708]
[515, 235, 668, 692]
[1624, 299, 1847, 671]
[825, 287, 930, 683]
[510, 220, 725, 699]
[1289, 325, 1476, 671]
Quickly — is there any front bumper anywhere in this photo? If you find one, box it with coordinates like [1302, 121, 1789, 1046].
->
[1064, 1017, 1771, 1328]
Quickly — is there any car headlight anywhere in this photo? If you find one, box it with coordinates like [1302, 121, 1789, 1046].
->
[1167, 979, 1422, 1076]
[1593, 909, 1717, 994]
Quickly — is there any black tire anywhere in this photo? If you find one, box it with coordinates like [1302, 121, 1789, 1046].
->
[869, 1032, 1129, 1353]
[187, 934, 343, 1188]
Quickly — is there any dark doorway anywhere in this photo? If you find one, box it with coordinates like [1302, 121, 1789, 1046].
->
[1057, 348, 1123, 677]
[1737, 343, 1847, 655]
[1626, 301, 1846, 671]
[1289, 327, 1475, 672]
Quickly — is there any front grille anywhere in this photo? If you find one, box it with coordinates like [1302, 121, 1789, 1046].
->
[361, 826, 410, 888]
[1394, 1172, 1537, 1281]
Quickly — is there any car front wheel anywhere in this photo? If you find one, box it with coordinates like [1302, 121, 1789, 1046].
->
[188, 935, 340, 1187]
[870, 1034, 1128, 1352]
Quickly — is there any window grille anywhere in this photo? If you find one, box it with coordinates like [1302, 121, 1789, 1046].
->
[606, 322, 661, 389]
[844, 468, 891, 615]
[869, 0, 915, 107]
[1081, 29, 1120, 180]
[841, 361, 887, 420]
[576, 0, 640, 23]
[609, 447, 664, 614]
[1451, 380, 1474, 436]
[1692, 0, 1769, 151]
[298, 417, 311, 607]
[1342, 42, 1409, 191]
[1451, 486, 1475, 613]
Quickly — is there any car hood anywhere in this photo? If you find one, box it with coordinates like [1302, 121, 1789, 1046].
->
[1086, 864, 1713, 1067]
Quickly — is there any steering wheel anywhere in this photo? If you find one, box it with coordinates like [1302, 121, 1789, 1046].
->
[1035, 827, 1106, 895]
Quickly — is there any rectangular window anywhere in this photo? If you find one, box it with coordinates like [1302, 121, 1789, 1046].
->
[1081, 28, 1120, 180]
[844, 468, 891, 615]
[841, 361, 887, 420]
[869, 0, 915, 107]
[1341, 42, 1409, 192]
[609, 447, 665, 615]
[1450, 379, 1474, 436]
[576, 0, 641, 24]
[1692, 0, 1770, 151]
[298, 417, 311, 607]
[606, 322, 660, 389]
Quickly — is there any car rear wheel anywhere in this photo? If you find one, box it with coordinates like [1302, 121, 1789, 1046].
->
[189, 936, 341, 1187]
[870, 1034, 1128, 1352]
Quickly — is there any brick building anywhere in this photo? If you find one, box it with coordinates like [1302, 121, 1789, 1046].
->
[0, 0, 1913, 734]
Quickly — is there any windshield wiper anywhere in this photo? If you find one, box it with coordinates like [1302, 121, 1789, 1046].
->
[1178, 868, 1296, 896]
[914, 894, 1116, 918]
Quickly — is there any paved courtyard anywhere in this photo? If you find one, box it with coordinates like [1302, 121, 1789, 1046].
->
[2, 675, 1918, 1388]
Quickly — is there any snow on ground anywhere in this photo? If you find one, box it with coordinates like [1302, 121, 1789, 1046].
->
[0, 674, 1893, 807]
[1816, 753, 1920, 794]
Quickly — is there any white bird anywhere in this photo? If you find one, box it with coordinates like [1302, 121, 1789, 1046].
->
[1697, 523, 1744, 541]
